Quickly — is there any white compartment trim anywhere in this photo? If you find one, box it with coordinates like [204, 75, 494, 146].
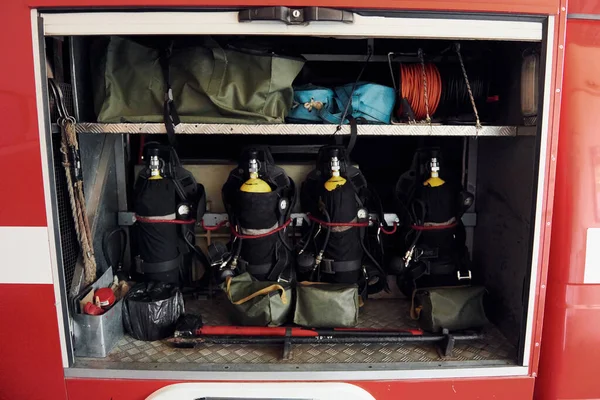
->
[42, 11, 543, 41]
[31, 8, 70, 367]
[522, 15, 555, 368]
[65, 366, 529, 380]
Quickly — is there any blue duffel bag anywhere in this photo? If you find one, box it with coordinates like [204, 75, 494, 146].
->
[289, 83, 395, 124]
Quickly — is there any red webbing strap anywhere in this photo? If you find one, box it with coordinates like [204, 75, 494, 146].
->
[411, 222, 458, 231]
[201, 219, 228, 231]
[135, 215, 196, 225]
[307, 213, 369, 228]
[231, 219, 292, 240]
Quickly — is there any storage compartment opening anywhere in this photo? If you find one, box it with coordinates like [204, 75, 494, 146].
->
[44, 31, 543, 372]
[64, 35, 541, 128]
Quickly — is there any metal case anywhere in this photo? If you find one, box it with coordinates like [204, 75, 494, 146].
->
[72, 268, 123, 358]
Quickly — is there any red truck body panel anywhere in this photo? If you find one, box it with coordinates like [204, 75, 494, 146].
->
[536, 18, 600, 400]
[3, 1, 592, 399]
[65, 377, 536, 400]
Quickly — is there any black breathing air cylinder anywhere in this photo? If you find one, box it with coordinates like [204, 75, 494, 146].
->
[298, 146, 368, 285]
[392, 147, 475, 293]
[319, 148, 364, 284]
[133, 148, 181, 284]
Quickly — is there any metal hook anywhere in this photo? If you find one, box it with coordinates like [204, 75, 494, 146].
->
[48, 79, 69, 120]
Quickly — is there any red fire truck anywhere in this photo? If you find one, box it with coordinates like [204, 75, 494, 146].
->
[0, 0, 597, 399]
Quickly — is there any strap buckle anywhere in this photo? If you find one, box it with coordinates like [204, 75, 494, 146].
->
[321, 259, 335, 274]
[457, 270, 472, 281]
[165, 88, 174, 103]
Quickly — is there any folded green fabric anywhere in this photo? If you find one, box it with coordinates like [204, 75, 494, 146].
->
[94, 37, 304, 123]
[294, 282, 359, 328]
[412, 286, 488, 333]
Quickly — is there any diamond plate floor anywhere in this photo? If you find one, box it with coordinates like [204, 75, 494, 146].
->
[76, 298, 516, 370]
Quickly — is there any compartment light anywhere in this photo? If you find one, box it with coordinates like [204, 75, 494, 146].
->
[521, 51, 540, 126]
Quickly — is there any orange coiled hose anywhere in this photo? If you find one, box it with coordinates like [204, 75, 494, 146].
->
[400, 63, 442, 121]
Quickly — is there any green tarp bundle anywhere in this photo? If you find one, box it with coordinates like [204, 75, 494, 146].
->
[93, 37, 304, 124]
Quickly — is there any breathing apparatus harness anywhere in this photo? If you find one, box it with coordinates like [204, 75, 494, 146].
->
[298, 127, 388, 297]
[133, 143, 207, 284]
[127, 36, 210, 284]
[218, 147, 297, 283]
[393, 148, 473, 294]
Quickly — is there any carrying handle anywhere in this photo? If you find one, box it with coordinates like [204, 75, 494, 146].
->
[204, 37, 228, 98]
[226, 276, 288, 305]
[239, 7, 353, 25]
[410, 289, 422, 320]
[298, 281, 328, 286]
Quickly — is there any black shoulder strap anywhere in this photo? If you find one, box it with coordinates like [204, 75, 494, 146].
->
[159, 43, 180, 147]
[267, 243, 291, 282]
[333, 118, 358, 158]
[266, 168, 289, 190]
[347, 116, 358, 157]
[222, 172, 242, 218]
[347, 166, 367, 193]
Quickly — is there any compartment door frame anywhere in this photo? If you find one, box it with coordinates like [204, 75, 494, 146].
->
[41, 10, 543, 41]
[35, 9, 553, 379]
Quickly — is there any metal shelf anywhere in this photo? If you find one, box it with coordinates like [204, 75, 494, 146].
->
[74, 123, 529, 137]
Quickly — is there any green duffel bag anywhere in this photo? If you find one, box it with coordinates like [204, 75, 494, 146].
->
[411, 286, 488, 333]
[223, 273, 292, 327]
[93, 37, 305, 124]
[294, 282, 360, 328]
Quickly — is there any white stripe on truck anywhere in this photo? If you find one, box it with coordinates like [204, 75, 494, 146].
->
[0, 226, 53, 284]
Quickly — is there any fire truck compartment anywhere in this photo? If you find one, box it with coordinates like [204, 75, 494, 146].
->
[39, 11, 549, 376]
[65, 135, 534, 371]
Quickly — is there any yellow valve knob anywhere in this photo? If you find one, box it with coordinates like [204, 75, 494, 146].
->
[325, 150, 346, 191]
[424, 156, 445, 187]
[240, 172, 272, 193]
[241, 153, 272, 193]
[423, 175, 445, 187]
[324, 175, 347, 191]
